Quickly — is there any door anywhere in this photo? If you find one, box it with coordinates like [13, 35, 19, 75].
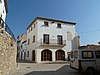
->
[57, 35, 63, 45]
[24, 52, 26, 60]
[43, 34, 49, 44]
[70, 51, 79, 69]
[56, 50, 65, 61]
[32, 50, 35, 62]
[41, 49, 52, 61]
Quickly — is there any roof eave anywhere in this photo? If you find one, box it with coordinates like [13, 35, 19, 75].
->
[26, 17, 76, 30]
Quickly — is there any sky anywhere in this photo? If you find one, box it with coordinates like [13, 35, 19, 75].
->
[6, 0, 100, 45]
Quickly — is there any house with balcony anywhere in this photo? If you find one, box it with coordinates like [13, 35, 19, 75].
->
[26, 17, 79, 63]
[17, 34, 27, 60]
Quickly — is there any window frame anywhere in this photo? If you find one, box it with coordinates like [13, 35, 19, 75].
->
[57, 35, 63, 45]
[32, 35, 35, 43]
[82, 51, 94, 59]
[44, 21, 49, 27]
[43, 34, 49, 44]
[27, 51, 29, 57]
[57, 23, 61, 28]
[0, 0, 2, 3]
[95, 51, 100, 58]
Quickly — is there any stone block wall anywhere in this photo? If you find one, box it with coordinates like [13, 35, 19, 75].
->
[0, 30, 17, 75]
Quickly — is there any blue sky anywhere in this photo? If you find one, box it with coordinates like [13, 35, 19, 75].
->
[6, 0, 100, 45]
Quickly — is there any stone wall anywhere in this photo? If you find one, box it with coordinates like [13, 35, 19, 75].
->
[0, 30, 17, 75]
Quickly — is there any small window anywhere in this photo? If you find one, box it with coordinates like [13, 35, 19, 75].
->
[3, 10, 4, 13]
[27, 51, 29, 57]
[57, 23, 61, 28]
[95, 51, 100, 58]
[31, 26, 32, 31]
[0, 0, 2, 3]
[82, 51, 94, 59]
[33, 36, 35, 43]
[44, 21, 49, 26]
[27, 39, 30, 45]
[34, 24, 36, 28]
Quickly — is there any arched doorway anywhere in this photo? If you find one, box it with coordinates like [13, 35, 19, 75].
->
[56, 50, 65, 61]
[41, 49, 52, 61]
[32, 50, 35, 62]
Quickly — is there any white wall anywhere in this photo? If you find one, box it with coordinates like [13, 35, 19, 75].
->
[0, 0, 7, 22]
[26, 21, 38, 61]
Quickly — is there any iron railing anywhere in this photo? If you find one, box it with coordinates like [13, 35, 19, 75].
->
[38, 39, 66, 47]
[0, 17, 16, 41]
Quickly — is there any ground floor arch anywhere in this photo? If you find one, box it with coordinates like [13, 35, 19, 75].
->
[56, 50, 65, 61]
[41, 49, 52, 61]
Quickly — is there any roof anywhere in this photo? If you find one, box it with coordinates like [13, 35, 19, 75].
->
[79, 44, 100, 49]
[26, 17, 76, 30]
[4, 0, 8, 13]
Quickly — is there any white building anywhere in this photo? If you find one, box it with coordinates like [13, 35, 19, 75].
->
[26, 17, 79, 63]
[0, 0, 8, 22]
[17, 34, 27, 60]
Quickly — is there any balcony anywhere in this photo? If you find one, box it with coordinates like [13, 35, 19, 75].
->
[0, 17, 16, 41]
[38, 39, 66, 47]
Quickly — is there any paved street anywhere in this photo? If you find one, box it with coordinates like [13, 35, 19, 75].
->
[8, 60, 98, 75]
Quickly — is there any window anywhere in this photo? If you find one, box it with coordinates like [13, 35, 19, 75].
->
[27, 51, 29, 57]
[43, 34, 49, 44]
[44, 21, 49, 26]
[3, 10, 4, 13]
[34, 24, 36, 28]
[0, 0, 2, 3]
[27, 39, 30, 45]
[82, 51, 94, 59]
[57, 23, 61, 28]
[95, 51, 100, 58]
[31, 26, 32, 31]
[57, 35, 63, 45]
[33, 36, 35, 43]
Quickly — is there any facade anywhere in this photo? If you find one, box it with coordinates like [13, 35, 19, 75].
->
[17, 34, 27, 60]
[26, 17, 79, 63]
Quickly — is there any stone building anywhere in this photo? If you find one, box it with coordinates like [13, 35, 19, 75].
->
[0, 0, 17, 75]
[26, 17, 79, 63]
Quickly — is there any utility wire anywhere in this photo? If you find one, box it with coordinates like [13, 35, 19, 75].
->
[79, 28, 100, 35]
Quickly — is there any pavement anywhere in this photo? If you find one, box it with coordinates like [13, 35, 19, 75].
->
[8, 60, 100, 75]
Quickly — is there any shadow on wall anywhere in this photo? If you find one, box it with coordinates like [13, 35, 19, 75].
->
[24, 65, 83, 75]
